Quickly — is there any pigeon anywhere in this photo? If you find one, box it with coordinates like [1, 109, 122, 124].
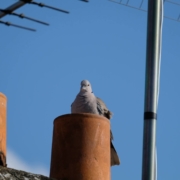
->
[71, 80, 120, 166]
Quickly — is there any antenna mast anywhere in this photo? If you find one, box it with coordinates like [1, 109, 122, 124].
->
[142, 0, 163, 179]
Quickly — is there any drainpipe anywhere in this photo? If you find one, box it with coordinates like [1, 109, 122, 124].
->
[50, 113, 110, 180]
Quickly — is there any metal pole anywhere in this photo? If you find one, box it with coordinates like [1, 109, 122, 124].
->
[142, 0, 163, 180]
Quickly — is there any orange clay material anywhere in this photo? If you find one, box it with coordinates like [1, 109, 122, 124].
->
[50, 113, 110, 180]
[0, 93, 7, 166]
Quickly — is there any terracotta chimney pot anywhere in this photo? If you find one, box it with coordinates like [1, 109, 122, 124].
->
[0, 92, 7, 167]
[50, 113, 110, 180]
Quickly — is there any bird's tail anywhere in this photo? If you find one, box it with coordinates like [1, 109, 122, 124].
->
[111, 142, 120, 166]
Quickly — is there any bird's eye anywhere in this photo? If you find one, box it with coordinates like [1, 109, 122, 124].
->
[88, 84, 89, 86]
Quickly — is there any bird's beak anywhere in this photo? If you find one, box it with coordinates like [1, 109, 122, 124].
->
[81, 86, 86, 91]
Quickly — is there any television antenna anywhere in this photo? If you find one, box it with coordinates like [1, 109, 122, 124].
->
[110, 0, 180, 22]
[109, 0, 179, 180]
[0, 0, 88, 32]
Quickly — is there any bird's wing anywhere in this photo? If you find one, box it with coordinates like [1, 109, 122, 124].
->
[96, 97, 113, 119]
[96, 97, 114, 140]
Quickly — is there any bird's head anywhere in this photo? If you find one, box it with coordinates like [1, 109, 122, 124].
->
[80, 80, 92, 93]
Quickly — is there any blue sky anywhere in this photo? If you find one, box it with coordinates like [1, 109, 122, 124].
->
[0, 0, 180, 179]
